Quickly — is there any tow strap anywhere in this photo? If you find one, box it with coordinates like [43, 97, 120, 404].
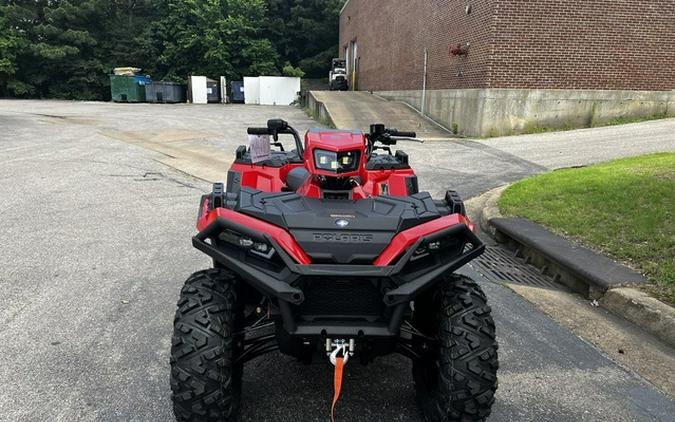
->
[331, 355, 345, 422]
[329, 343, 349, 422]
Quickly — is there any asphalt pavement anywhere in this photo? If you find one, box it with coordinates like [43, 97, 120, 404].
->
[1, 100, 674, 421]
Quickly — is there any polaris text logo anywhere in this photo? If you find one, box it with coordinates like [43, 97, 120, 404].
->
[313, 233, 373, 243]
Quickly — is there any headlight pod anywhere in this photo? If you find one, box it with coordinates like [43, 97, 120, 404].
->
[313, 149, 360, 173]
[411, 239, 453, 261]
[218, 229, 275, 259]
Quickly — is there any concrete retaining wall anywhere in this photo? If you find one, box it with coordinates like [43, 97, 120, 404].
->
[376, 89, 675, 137]
[305, 91, 335, 127]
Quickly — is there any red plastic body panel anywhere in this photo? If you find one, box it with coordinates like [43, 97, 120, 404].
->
[373, 214, 474, 266]
[197, 206, 312, 265]
[361, 168, 416, 196]
[199, 129, 475, 267]
[303, 130, 366, 178]
[230, 162, 303, 192]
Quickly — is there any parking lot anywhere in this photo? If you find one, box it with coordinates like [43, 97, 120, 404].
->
[1, 100, 674, 421]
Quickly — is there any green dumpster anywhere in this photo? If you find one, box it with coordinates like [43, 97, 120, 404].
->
[110, 75, 150, 102]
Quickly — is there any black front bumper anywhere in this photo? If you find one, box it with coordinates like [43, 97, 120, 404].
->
[193, 217, 484, 337]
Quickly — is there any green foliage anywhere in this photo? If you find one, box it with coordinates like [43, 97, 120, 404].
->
[499, 153, 675, 304]
[0, 0, 344, 99]
[282, 61, 305, 77]
[0, 12, 19, 83]
[265, 0, 343, 77]
[298, 46, 336, 78]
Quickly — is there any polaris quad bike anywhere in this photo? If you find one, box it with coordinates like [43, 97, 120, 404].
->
[170, 120, 498, 421]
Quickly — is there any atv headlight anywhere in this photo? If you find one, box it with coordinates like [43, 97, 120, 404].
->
[314, 149, 360, 173]
[411, 238, 458, 261]
[219, 230, 275, 259]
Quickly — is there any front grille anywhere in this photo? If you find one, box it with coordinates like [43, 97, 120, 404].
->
[298, 278, 384, 317]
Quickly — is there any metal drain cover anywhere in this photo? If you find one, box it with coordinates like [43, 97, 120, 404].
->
[471, 246, 566, 290]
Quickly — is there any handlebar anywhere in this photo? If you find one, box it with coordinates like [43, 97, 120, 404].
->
[365, 123, 422, 157]
[390, 136, 424, 143]
[247, 121, 420, 160]
[247, 128, 271, 136]
[388, 130, 417, 138]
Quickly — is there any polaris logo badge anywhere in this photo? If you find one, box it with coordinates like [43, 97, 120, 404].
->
[313, 233, 373, 243]
[335, 219, 350, 228]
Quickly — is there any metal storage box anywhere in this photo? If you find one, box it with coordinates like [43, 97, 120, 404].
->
[110, 75, 150, 102]
[206, 78, 220, 103]
[146, 81, 186, 103]
[231, 81, 245, 103]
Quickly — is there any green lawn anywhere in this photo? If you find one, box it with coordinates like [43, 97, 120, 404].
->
[499, 153, 675, 304]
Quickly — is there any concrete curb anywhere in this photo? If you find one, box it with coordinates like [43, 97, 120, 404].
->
[465, 185, 507, 237]
[491, 217, 648, 298]
[600, 288, 675, 348]
[471, 185, 675, 348]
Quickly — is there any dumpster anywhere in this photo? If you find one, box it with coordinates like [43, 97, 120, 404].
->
[206, 78, 220, 103]
[231, 81, 244, 103]
[146, 81, 186, 103]
[110, 75, 150, 102]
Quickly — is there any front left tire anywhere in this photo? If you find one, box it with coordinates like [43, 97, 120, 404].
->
[170, 269, 243, 421]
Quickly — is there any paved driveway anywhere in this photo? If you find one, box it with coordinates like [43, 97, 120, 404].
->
[397, 117, 675, 198]
[1, 100, 673, 421]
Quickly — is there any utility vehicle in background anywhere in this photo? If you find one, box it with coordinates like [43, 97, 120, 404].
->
[329, 58, 349, 91]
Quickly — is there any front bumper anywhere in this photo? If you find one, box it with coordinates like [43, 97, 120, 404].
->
[193, 216, 484, 337]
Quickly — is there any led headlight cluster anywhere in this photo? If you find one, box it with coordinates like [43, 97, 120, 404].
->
[313, 149, 360, 173]
[411, 239, 451, 261]
[219, 230, 275, 259]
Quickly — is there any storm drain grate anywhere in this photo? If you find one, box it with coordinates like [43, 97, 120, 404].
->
[471, 246, 566, 290]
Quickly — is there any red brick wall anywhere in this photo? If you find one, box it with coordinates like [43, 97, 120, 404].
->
[339, 0, 675, 91]
[340, 0, 496, 91]
[491, 0, 675, 90]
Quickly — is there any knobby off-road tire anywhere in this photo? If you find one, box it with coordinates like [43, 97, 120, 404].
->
[170, 269, 243, 422]
[412, 274, 499, 422]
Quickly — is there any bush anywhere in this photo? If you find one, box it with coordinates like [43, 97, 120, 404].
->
[282, 62, 305, 78]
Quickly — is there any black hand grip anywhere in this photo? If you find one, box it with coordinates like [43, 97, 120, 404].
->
[267, 119, 288, 131]
[247, 127, 270, 135]
[390, 130, 417, 138]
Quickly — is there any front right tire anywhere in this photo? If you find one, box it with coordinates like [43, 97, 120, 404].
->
[170, 269, 242, 422]
[412, 274, 499, 421]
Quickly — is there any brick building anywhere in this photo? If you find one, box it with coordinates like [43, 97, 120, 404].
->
[339, 0, 675, 136]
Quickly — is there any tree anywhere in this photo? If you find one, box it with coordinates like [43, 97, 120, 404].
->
[0, 0, 344, 99]
[151, 0, 279, 82]
[0, 1, 41, 97]
[264, 0, 343, 78]
[0, 8, 20, 96]
[36, 0, 108, 99]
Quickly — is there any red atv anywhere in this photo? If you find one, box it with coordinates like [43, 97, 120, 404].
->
[170, 120, 498, 421]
